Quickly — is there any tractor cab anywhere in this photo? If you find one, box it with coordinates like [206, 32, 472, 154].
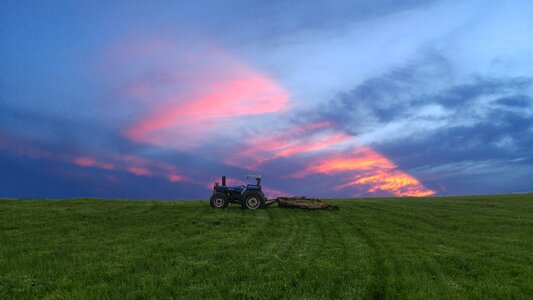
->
[244, 174, 261, 190]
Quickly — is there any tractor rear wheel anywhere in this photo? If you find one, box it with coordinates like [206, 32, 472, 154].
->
[241, 190, 265, 210]
[210, 192, 229, 208]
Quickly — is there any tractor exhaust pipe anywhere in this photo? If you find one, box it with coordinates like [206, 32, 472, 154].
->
[221, 176, 226, 186]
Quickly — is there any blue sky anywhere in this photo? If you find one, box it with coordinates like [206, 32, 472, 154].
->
[1, 0, 532, 199]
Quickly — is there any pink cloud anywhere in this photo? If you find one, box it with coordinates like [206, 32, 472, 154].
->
[0, 36, 438, 199]
[0, 136, 54, 160]
[225, 121, 350, 169]
[116, 155, 190, 182]
[126, 166, 152, 176]
[73, 156, 115, 170]
[126, 75, 289, 144]
[102, 37, 290, 150]
[168, 174, 184, 182]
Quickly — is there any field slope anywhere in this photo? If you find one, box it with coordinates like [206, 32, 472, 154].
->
[1, 194, 532, 299]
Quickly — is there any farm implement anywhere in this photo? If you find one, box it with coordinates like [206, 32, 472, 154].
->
[209, 175, 338, 210]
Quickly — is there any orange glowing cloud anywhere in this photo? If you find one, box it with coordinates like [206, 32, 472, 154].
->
[294, 147, 435, 197]
[338, 170, 435, 197]
[293, 147, 395, 177]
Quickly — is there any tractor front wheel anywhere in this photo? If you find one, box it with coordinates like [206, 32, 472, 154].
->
[210, 192, 229, 208]
[241, 191, 266, 210]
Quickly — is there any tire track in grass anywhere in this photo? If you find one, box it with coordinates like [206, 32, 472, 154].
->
[344, 203, 392, 299]
[319, 212, 350, 295]
[345, 199, 504, 299]
[178, 205, 291, 298]
[356, 228, 388, 298]
[333, 211, 373, 299]
[274, 210, 323, 298]
[313, 211, 369, 298]
[227, 206, 302, 299]
[2, 196, 531, 298]
[260, 206, 299, 263]
[131, 201, 219, 298]
[358, 201, 459, 298]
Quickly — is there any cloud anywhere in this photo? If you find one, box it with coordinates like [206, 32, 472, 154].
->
[99, 37, 290, 150]
[224, 121, 351, 169]
[1, 1, 532, 198]
[291, 147, 434, 197]
[304, 49, 533, 195]
[73, 156, 115, 170]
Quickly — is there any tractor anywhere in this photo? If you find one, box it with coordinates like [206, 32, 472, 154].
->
[210, 175, 266, 209]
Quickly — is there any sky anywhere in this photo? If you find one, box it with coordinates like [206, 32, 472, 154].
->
[1, 0, 532, 199]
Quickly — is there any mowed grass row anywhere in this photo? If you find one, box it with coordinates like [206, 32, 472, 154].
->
[0, 194, 532, 299]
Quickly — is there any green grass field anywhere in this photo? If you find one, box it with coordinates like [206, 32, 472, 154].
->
[1, 194, 532, 299]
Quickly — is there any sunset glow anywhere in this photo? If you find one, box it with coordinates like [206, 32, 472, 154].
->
[292, 148, 394, 177]
[115, 40, 290, 150]
[127, 76, 289, 143]
[73, 156, 115, 170]
[295, 147, 435, 197]
[126, 166, 152, 176]
[4, 1, 531, 199]
[226, 122, 350, 168]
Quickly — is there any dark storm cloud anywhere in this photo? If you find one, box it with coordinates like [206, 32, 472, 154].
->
[0, 150, 205, 199]
[496, 95, 532, 108]
[0, 102, 234, 199]
[0, 101, 112, 148]
[308, 52, 533, 194]
[0, 128, 231, 199]
[192, 0, 440, 44]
